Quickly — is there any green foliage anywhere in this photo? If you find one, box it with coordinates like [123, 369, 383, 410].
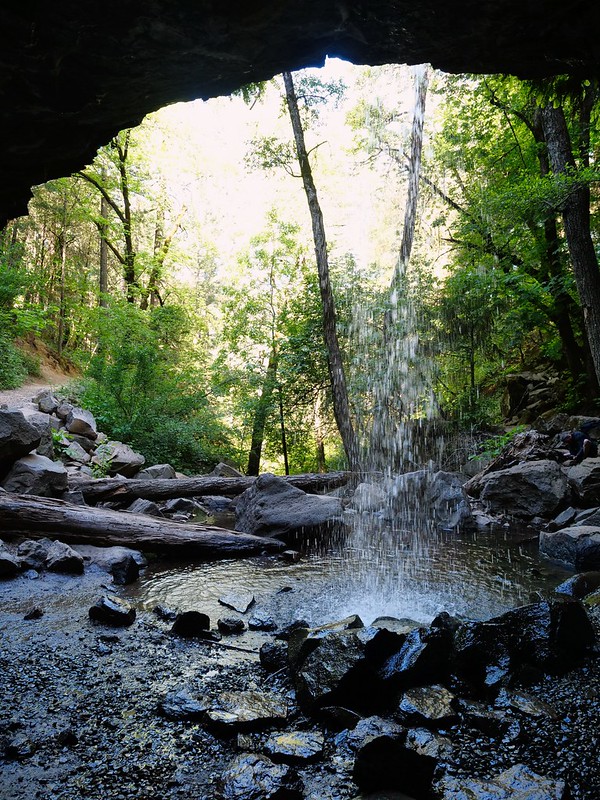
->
[0, 335, 29, 389]
[471, 424, 527, 460]
[78, 302, 235, 473]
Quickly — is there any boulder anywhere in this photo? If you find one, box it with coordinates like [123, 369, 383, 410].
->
[566, 458, 600, 505]
[65, 407, 97, 439]
[88, 594, 136, 626]
[234, 472, 342, 538]
[92, 441, 145, 477]
[17, 538, 52, 569]
[0, 545, 21, 578]
[45, 540, 85, 574]
[35, 389, 60, 414]
[210, 461, 244, 478]
[126, 498, 162, 516]
[72, 544, 142, 584]
[554, 571, 600, 599]
[477, 459, 570, 519]
[55, 401, 74, 420]
[171, 610, 211, 638]
[59, 438, 91, 465]
[19, 407, 57, 459]
[218, 617, 247, 635]
[263, 730, 325, 764]
[540, 526, 600, 570]
[205, 691, 288, 731]
[158, 688, 210, 720]
[347, 482, 387, 512]
[1, 453, 68, 496]
[385, 470, 475, 532]
[136, 463, 177, 479]
[0, 409, 41, 471]
[219, 753, 302, 800]
[397, 685, 458, 727]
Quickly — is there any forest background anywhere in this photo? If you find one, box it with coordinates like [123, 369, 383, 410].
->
[1, 59, 598, 477]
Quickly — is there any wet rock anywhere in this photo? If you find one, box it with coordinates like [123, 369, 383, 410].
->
[23, 606, 44, 620]
[478, 459, 570, 519]
[126, 497, 163, 516]
[379, 625, 451, 690]
[458, 699, 520, 740]
[0, 409, 41, 471]
[397, 685, 458, 727]
[547, 506, 578, 531]
[249, 610, 277, 632]
[264, 730, 325, 764]
[16, 538, 51, 569]
[452, 618, 511, 689]
[5, 733, 37, 760]
[136, 463, 177, 479]
[348, 482, 387, 512]
[205, 691, 288, 731]
[153, 604, 177, 621]
[45, 540, 85, 574]
[65, 406, 97, 438]
[88, 594, 136, 627]
[1, 453, 68, 496]
[386, 470, 475, 532]
[218, 616, 247, 635]
[433, 763, 566, 799]
[319, 705, 362, 731]
[219, 753, 303, 799]
[555, 571, 600, 599]
[0, 546, 21, 577]
[494, 687, 559, 719]
[370, 617, 421, 636]
[540, 526, 600, 570]
[73, 544, 142, 585]
[170, 610, 210, 637]
[349, 716, 407, 793]
[282, 549, 301, 562]
[158, 688, 210, 720]
[219, 591, 256, 613]
[234, 472, 343, 539]
[260, 640, 288, 672]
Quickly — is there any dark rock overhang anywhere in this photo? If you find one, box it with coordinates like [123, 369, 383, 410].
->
[2, 1, 599, 226]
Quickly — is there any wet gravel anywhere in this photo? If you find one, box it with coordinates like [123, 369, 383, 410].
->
[2, 568, 600, 800]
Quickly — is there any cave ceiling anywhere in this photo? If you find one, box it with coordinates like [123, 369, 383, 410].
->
[1, 1, 599, 225]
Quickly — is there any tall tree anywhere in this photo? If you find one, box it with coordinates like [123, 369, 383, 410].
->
[282, 70, 361, 474]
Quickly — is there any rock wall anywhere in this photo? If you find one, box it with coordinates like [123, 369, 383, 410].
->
[2, 2, 599, 224]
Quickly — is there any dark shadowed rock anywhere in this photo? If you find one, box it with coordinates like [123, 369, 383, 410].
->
[5, 733, 37, 760]
[0, 546, 21, 578]
[566, 458, 600, 505]
[17, 538, 51, 569]
[126, 498, 163, 516]
[540, 526, 600, 570]
[349, 716, 407, 793]
[259, 640, 288, 672]
[1, 453, 68, 496]
[171, 610, 211, 637]
[45, 540, 84, 574]
[218, 617, 247, 635]
[555, 571, 600, 599]
[0, 410, 41, 472]
[219, 753, 303, 800]
[458, 699, 521, 740]
[494, 688, 559, 719]
[234, 472, 342, 539]
[89, 594, 136, 627]
[19, 407, 56, 459]
[478, 460, 570, 519]
[264, 730, 325, 764]
[35, 390, 60, 415]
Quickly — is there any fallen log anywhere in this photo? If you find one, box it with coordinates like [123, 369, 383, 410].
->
[0, 492, 284, 557]
[68, 471, 349, 505]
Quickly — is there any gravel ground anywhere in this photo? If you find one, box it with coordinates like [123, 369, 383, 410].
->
[2, 567, 600, 800]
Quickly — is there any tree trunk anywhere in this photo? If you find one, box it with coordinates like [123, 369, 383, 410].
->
[247, 350, 278, 476]
[541, 104, 600, 385]
[282, 71, 361, 475]
[99, 187, 109, 307]
[0, 493, 282, 557]
[69, 471, 349, 505]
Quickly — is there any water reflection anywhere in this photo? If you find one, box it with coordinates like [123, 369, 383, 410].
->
[126, 517, 571, 629]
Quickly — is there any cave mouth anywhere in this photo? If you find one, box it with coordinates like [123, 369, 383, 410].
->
[1, 2, 598, 225]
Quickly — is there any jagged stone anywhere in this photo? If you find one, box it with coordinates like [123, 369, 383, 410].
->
[218, 617, 247, 635]
[73, 544, 142, 585]
[259, 640, 288, 672]
[397, 685, 458, 727]
[219, 591, 256, 614]
[0, 410, 41, 470]
[264, 730, 325, 764]
[35, 390, 60, 414]
[566, 458, 600, 505]
[45, 540, 85, 574]
[555, 571, 600, 599]
[1, 453, 68, 496]
[433, 763, 566, 799]
[88, 594, 136, 626]
[540, 526, 600, 570]
[158, 688, 209, 720]
[478, 460, 570, 519]
[0, 546, 21, 578]
[92, 440, 145, 477]
[127, 498, 163, 517]
[136, 463, 177, 479]
[219, 753, 302, 800]
[205, 691, 288, 731]
[17, 538, 52, 569]
[65, 407, 97, 439]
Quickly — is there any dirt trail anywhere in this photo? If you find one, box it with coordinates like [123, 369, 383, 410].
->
[0, 365, 74, 409]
